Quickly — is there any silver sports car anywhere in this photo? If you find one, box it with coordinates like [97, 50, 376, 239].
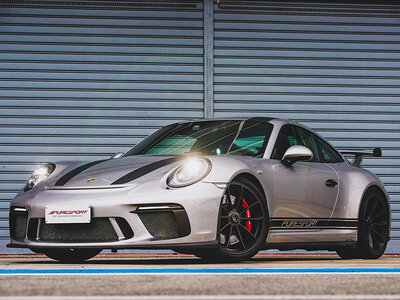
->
[8, 117, 390, 262]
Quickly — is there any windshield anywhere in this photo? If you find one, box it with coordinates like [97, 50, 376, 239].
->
[124, 120, 274, 157]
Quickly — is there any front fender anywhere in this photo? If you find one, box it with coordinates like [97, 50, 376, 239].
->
[202, 156, 274, 214]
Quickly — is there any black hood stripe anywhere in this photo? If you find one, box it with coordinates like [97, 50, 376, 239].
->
[55, 159, 108, 186]
[112, 157, 182, 185]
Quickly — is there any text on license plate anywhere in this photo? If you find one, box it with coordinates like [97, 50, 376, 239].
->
[45, 205, 91, 224]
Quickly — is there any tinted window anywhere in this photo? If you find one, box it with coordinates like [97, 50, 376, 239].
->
[314, 135, 344, 163]
[292, 126, 319, 162]
[294, 126, 343, 163]
[271, 124, 343, 163]
[124, 120, 273, 157]
[271, 125, 297, 160]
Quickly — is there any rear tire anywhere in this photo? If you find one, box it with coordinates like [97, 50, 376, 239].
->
[337, 189, 389, 259]
[195, 177, 269, 262]
[42, 248, 102, 263]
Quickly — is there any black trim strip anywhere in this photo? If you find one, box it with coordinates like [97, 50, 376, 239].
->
[270, 227, 358, 231]
[247, 117, 273, 123]
[54, 160, 107, 186]
[271, 218, 357, 220]
[111, 157, 182, 185]
[7, 240, 219, 250]
[269, 218, 358, 229]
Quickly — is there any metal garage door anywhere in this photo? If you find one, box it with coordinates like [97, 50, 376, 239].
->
[213, 1, 400, 249]
[0, 0, 204, 241]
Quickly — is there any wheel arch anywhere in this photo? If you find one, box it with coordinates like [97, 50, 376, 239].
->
[230, 172, 270, 215]
[358, 184, 391, 238]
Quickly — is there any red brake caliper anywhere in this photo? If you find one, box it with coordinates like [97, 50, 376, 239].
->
[242, 198, 252, 232]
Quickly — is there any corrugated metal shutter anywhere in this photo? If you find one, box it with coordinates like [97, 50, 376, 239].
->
[0, 1, 204, 241]
[214, 1, 400, 247]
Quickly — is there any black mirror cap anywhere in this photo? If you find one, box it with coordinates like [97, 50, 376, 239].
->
[281, 155, 311, 167]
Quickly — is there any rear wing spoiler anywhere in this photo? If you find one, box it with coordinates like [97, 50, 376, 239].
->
[340, 147, 382, 168]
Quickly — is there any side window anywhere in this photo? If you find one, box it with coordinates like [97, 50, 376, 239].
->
[292, 126, 319, 162]
[314, 135, 344, 163]
[271, 125, 297, 160]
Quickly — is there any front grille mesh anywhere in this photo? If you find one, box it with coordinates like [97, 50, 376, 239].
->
[38, 218, 118, 242]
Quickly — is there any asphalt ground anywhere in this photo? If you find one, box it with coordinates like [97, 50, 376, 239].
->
[0, 253, 400, 300]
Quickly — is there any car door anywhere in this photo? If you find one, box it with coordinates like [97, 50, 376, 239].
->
[270, 124, 339, 221]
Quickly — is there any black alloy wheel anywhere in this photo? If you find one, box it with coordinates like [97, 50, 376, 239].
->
[194, 177, 268, 262]
[42, 248, 102, 263]
[337, 190, 389, 259]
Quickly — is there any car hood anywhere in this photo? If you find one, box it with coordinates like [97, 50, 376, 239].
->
[49, 155, 183, 188]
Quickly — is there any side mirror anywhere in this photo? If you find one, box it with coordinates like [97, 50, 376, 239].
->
[111, 152, 124, 159]
[281, 145, 313, 167]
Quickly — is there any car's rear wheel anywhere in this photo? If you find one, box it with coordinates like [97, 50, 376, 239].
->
[42, 248, 102, 263]
[337, 190, 389, 259]
[194, 177, 269, 262]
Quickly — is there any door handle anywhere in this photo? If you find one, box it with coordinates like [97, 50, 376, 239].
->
[325, 179, 337, 187]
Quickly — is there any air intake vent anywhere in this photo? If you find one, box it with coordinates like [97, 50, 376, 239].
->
[9, 209, 28, 241]
[137, 206, 190, 240]
[115, 217, 134, 240]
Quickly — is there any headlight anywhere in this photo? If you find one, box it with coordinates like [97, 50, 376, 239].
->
[167, 157, 211, 188]
[24, 163, 55, 192]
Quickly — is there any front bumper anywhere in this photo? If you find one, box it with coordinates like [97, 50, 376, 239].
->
[9, 179, 224, 249]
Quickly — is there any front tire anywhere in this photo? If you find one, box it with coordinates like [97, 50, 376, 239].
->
[42, 248, 102, 263]
[195, 178, 269, 262]
[337, 190, 389, 259]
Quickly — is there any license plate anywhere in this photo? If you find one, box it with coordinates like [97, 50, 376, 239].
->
[45, 205, 91, 224]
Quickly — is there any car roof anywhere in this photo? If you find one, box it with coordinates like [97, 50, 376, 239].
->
[178, 117, 279, 123]
[177, 117, 299, 127]
[177, 117, 323, 139]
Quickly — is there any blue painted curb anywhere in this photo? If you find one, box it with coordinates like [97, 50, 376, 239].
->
[0, 268, 400, 274]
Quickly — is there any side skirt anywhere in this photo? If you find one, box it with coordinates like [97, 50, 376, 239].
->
[264, 241, 357, 251]
[265, 217, 358, 250]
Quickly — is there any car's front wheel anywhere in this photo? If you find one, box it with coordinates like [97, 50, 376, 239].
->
[194, 177, 269, 262]
[337, 189, 389, 259]
[42, 248, 102, 263]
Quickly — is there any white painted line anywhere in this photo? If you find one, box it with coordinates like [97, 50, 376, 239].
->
[1, 271, 400, 276]
[0, 267, 399, 275]
[0, 272, 400, 276]
[0, 273, 399, 276]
